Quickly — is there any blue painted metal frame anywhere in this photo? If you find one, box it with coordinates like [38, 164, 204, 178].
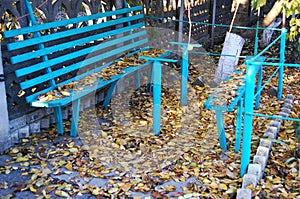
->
[139, 56, 178, 135]
[239, 28, 300, 177]
[5, 1, 180, 137]
[169, 42, 202, 106]
[240, 61, 257, 176]
[204, 56, 265, 152]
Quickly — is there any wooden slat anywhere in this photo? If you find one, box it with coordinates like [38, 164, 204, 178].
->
[20, 37, 148, 90]
[25, 47, 148, 103]
[26, 47, 174, 105]
[16, 30, 147, 77]
[3, 6, 143, 38]
[11, 22, 145, 64]
[7, 14, 144, 51]
[31, 58, 153, 107]
[25, 60, 115, 103]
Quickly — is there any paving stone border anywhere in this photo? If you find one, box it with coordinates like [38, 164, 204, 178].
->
[236, 94, 295, 199]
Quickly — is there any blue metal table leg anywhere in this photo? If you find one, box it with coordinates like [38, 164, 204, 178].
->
[153, 61, 162, 135]
[215, 110, 227, 150]
[240, 63, 256, 176]
[168, 42, 202, 106]
[181, 47, 189, 106]
[235, 99, 243, 152]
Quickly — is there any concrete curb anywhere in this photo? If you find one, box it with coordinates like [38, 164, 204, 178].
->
[236, 94, 295, 199]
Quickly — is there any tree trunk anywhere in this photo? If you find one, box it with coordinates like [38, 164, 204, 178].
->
[262, 0, 284, 27]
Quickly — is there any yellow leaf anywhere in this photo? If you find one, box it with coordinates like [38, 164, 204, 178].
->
[112, 143, 120, 148]
[210, 182, 218, 189]
[92, 187, 102, 195]
[121, 184, 132, 192]
[60, 91, 71, 96]
[55, 190, 70, 198]
[219, 183, 228, 190]
[16, 157, 29, 162]
[108, 187, 119, 194]
[59, 160, 66, 165]
[65, 162, 73, 171]
[203, 178, 210, 184]
[42, 189, 51, 199]
[18, 90, 26, 97]
[68, 147, 79, 153]
[29, 186, 37, 193]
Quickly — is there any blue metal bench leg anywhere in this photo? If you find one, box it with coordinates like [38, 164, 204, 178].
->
[180, 49, 189, 106]
[103, 81, 118, 108]
[70, 99, 81, 137]
[235, 99, 243, 153]
[54, 107, 64, 134]
[215, 110, 227, 150]
[153, 61, 162, 135]
[255, 65, 263, 110]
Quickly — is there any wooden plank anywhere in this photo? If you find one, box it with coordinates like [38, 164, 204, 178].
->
[8, 14, 144, 51]
[16, 30, 147, 77]
[20, 37, 148, 90]
[3, 6, 143, 38]
[11, 22, 145, 64]
[28, 49, 156, 106]
[26, 47, 148, 103]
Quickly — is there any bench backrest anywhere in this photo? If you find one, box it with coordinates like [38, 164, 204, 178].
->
[3, 6, 147, 103]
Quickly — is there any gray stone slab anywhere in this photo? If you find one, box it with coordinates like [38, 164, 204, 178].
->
[283, 99, 293, 105]
[286, 94, 295, 101]
[30, 121, 41, 134]
[263, 131, 276, 139]
[253, 155, 267, 171]
[259, 139, 273, 150]
[18, 125, 30, 139]
[242, 173, 258, 188]
[9, 116, 26, 132]
[10, 130, 19, 144]
[40, 117, 50, 129]
[269, 120, 281, 129]
[283, 103, 293, 110]
[26, 109, 45, 123]
[279, 111, 289, 118]
[236, 188, 252, 199]
[256, 146, 270, 159]
[247, 163, 263, 180]
[281, 107, 291, 114]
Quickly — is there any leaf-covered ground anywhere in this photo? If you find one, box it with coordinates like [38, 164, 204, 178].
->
[0, 45, 299, 199]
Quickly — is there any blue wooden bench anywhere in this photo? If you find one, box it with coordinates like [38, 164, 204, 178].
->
[3, 2, 182, 137]
[204, 56, 266, 152]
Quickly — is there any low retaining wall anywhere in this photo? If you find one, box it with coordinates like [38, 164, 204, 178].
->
[237, 94, 295, 199]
